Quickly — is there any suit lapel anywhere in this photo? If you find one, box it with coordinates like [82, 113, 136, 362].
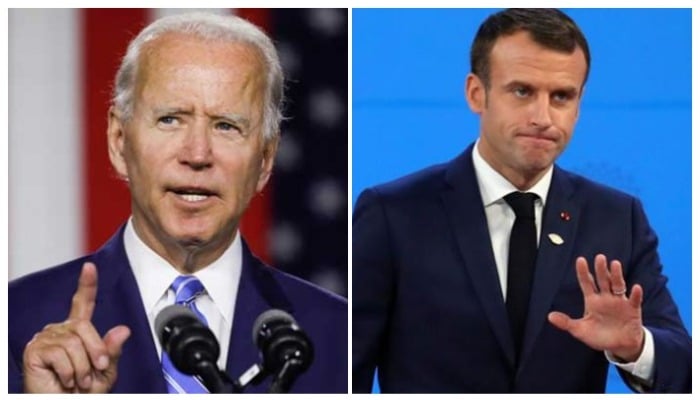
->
[225, 241, 294, 391]
[91, 226, 166, 393]
[440, 145, 515, 366]
[519, 167, 580, 367]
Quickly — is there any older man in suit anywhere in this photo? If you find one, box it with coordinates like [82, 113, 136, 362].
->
[9, 13, 346, 394]
[352, 8, 690, 393]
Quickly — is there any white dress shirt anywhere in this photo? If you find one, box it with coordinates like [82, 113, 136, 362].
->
[123, 218, 242, 370]
[471, 140, 654, 382]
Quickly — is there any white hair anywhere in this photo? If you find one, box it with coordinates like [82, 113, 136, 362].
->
[112, 12, 284, 142]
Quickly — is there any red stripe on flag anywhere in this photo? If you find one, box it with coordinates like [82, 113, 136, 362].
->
[235, 9, 272, 264]
[82, 9, 149, 252]
[235, 8, 271, 31]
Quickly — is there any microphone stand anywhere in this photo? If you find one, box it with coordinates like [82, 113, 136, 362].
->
[268, 358, 305, 394]
[194, 361, 242, 393]
[187, 351, 308, 393]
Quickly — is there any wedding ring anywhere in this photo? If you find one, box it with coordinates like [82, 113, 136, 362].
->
[612, 288, 626, 296]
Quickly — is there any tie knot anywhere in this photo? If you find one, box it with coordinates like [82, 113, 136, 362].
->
[171, 275, 206, 305]
[504, 192, 538, 219]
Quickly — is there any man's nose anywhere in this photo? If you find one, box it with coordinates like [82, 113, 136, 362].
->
[528, 95, 553, 128]
[179, 121, 213, 169]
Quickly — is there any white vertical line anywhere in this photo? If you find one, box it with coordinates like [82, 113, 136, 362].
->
[9, 9, 83, 279]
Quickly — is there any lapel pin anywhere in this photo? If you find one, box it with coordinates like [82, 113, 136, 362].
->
[560, 211, 571, 221]
[548, 233, 564, 245]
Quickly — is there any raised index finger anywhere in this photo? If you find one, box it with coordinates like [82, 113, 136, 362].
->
[69, 262, 98, 320]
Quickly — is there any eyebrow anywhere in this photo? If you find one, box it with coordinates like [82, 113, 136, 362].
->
[503, 80, 580, 96]
[152, 107, 251, 129]
[503, 80, 532, 90]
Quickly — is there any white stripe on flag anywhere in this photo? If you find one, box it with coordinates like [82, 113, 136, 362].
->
[9, 9, 83, 279]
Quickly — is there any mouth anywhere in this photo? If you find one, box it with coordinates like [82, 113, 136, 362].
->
[168, 186, 218, 203]
[517, 133, 558, 143]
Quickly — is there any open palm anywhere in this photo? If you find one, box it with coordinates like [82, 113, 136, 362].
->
[549, 254, 644, 361]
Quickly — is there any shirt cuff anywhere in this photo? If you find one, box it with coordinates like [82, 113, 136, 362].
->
[604, 326, 655, 382]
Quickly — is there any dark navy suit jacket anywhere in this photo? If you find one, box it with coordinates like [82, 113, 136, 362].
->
[9, 226, 347, 393]
[352, 144, 690, 393]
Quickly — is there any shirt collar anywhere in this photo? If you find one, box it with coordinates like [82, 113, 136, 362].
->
[124, 218, 241, 324]
[472, 138, 553, 207]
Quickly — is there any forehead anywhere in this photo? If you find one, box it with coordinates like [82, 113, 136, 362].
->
[489, 30, 587, 88]
[136, 32, 266, 98]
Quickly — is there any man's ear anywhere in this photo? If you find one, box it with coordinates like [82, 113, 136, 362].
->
[256, 135, 279, 192]
[107, 107, 129, 180]
[465, 73, 487, 114]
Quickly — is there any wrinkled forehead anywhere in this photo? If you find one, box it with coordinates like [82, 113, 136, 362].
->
[135, 32, 267, 92]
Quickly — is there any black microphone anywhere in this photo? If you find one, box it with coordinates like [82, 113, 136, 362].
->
[156, 305, 237, 393]
[252, 309, 314, 393]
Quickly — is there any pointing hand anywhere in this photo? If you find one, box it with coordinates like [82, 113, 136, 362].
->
[23, 262, 131, 393]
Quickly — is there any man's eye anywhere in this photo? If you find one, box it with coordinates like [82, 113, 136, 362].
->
[553, 92, 571, 102]
[215, 121, 238, 132]
[158, 116, 178, 125]
[514, 87, 530, 97]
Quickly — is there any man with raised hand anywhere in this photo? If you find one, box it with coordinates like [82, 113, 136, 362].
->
[352, 8, 690, 393]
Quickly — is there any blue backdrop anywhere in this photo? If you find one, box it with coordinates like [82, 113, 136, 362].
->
[352, 8, 691, 393]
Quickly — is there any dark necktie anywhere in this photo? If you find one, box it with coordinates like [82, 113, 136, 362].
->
[161, 275, 210, 393]
[504, 192, 539, 360]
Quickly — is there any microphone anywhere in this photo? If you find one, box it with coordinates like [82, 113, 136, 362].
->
[252, 309, 314, 393]
[156, 305, 237, 393]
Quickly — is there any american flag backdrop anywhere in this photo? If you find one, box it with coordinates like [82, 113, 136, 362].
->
[8, 8, 348, 297]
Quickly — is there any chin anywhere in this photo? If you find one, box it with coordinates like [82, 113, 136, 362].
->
[169, 230, 210, 248]
[520, 150, 556, 168]
[165, 219, 215, 245]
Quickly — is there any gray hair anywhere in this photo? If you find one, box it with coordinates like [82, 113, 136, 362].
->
[112, 12, 284, 142]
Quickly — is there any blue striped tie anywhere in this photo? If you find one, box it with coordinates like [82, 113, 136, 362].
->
[161, 275, 210, 393]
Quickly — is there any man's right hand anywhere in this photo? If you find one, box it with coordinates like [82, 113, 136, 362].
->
[22, 262, 131, 393]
